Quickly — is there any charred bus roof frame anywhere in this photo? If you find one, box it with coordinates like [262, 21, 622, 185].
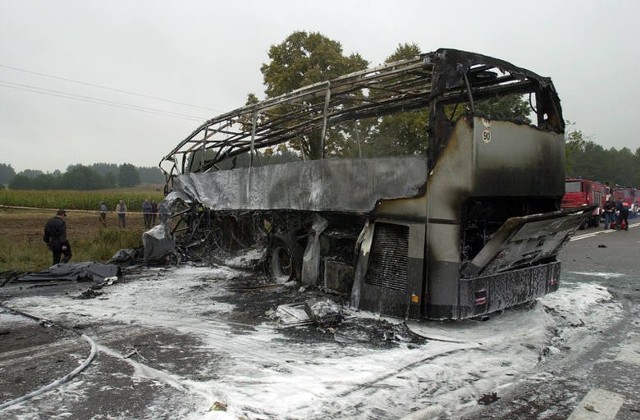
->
[159, 48, 564, 179]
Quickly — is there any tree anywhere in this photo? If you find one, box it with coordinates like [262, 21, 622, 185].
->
[385, 42, 421, 62]
[0, 163, 16, 186]
[19, 169, 44, 179]
[563, 127, 640, 186]
[86, 163, 119, 187]
[32, 173, 60, 189]
[565, 129, 586, 176]
[367, 111, 430, 157]
[565, 130, 608, 181]
[475, 95, 532, 123]
[362, 43, 429, 157]
[118, 163, 140, 187]
[261, 31, 368, 97]
[8, 174, 32, 189]
[60, 165, 104, 190]
[103, 172, 117, 188]
[138, 166, 165, 184]
[88, 162, 120, 177]
[245, 93, 259, 106]
[260, 31, 368, 159]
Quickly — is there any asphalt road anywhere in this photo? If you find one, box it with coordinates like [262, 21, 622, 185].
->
[1, 221, 639, 419]
[460, 220, 640, 420]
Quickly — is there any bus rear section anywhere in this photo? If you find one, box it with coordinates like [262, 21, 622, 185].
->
[363, 116, 587, 320]
[158, 48, 590, 320]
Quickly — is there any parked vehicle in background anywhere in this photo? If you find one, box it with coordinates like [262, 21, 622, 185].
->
[561, 178, 606, 228]
[612, 187, 636, 218]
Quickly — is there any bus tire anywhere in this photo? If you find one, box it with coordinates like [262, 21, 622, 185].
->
[265, 235, 303, 283]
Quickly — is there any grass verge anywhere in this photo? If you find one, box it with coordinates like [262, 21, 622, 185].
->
[0, 207, 148, 273]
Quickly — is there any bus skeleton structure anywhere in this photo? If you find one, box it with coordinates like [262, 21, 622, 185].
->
[156, 48, 590, 320]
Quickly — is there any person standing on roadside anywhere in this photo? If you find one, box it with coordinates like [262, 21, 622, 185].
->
[116, 199, 127, 228]
[619, 198, 630, 230]
[151, 200, 158, 226]
[603, 196, 616, 229]
[99, 202, 108, 227]
[142, 199, 153, 229]
[43, 209, 72, 265]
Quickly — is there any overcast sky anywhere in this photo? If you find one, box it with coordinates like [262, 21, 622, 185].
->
[1, 0, 638, 173]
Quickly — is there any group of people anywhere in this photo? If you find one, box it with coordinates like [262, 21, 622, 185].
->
[98, 199, 158, 228]
[43, 199, 159, 265]
[602, 190, 631, 230]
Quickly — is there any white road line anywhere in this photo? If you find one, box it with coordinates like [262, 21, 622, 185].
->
[616, 336, 640, 366]
[570, 222, 640, 241]
[567, 388, 624, 420]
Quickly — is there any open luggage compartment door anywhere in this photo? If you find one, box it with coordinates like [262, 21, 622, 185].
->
[461, 207, 593, 278]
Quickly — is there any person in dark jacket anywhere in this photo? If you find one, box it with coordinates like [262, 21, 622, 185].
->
[43, 209, 72, 265]
[150, 200, 158, 226]
[603, 197, 616, 229]
[618, 199, 630, 230]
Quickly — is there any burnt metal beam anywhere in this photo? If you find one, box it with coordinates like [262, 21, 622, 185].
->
[160, 48, 563, 178]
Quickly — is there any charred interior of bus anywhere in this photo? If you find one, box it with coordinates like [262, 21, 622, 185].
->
[460, 197, 561, 266]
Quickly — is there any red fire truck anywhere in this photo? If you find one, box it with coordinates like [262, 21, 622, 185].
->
[613, 187, 636, 215]
[562, 178, 606, 228]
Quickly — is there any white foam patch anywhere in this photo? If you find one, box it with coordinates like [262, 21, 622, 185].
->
[2, 268, 625, 419]
[615, 334, 640, 366]
[567, 388, 624, 420]
[567, 271, 625, 279]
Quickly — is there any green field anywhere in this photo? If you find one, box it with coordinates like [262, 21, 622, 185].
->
[0, 186, 165, 211]
[0, 187, 166, 274]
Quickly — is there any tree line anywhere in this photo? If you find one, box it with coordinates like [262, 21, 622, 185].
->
[565, 130, 640, 187]
[0, 162, 164, 190]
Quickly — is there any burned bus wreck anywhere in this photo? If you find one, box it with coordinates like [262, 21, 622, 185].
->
[158, 48, 589, 320]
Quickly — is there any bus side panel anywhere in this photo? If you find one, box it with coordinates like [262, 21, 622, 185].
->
[173, 156, 427, 213]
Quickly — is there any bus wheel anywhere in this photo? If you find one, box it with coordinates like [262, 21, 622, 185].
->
[265, 235, 303, 283]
